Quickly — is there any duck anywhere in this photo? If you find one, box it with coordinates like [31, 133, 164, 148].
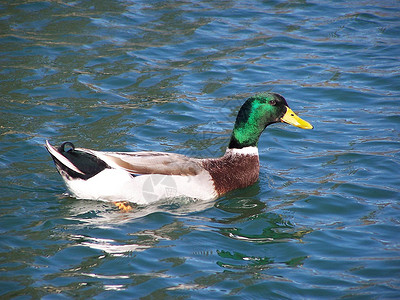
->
[45, 92, 312, 210]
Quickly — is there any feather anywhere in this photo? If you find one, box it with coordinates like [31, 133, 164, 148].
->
[75, 148, 203, 176]
[45, 140, 85, 175]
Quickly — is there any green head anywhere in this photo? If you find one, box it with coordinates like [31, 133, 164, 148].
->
[228, 93, 313, 149]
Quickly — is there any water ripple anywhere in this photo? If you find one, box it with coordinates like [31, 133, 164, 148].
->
[1, 0, 400, 298]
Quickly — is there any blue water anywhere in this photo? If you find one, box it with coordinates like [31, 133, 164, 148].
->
[1, 0, 400, 298]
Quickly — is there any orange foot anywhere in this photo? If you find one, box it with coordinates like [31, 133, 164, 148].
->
[114, 201, 133, 212]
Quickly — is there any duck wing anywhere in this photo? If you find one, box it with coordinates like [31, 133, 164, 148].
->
[78, 148, 204, 176]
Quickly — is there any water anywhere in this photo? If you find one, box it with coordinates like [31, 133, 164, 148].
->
[1, 0, 400, 298]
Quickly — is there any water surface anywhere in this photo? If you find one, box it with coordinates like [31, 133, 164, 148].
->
[1, 0, 399, 298]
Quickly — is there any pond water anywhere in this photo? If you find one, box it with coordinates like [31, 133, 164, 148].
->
[1, 0, 399, 298]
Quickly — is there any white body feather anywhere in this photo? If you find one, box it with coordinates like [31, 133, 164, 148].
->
[63, 169, 217, 204]
[46, 141, 218, 204]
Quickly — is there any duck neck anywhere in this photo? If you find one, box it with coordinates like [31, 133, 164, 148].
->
[225, 146, 259, 157]
[228, 120, 267, 149]
[227, 98, 273, 149]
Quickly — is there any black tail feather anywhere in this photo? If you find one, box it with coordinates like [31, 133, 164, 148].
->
[53, 142, 110, 180]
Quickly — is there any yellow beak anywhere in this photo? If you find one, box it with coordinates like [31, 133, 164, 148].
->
[281, 106, 313, 129]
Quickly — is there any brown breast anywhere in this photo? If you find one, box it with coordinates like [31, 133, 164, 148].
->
[201, 152, 259, 196]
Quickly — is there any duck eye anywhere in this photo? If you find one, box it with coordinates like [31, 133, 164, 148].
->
[269, 100, 276, 106]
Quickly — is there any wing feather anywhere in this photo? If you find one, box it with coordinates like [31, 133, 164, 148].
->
[77, 149, 203, 176]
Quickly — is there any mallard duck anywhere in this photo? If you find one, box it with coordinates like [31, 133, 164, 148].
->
[45, 92, 312, 210]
